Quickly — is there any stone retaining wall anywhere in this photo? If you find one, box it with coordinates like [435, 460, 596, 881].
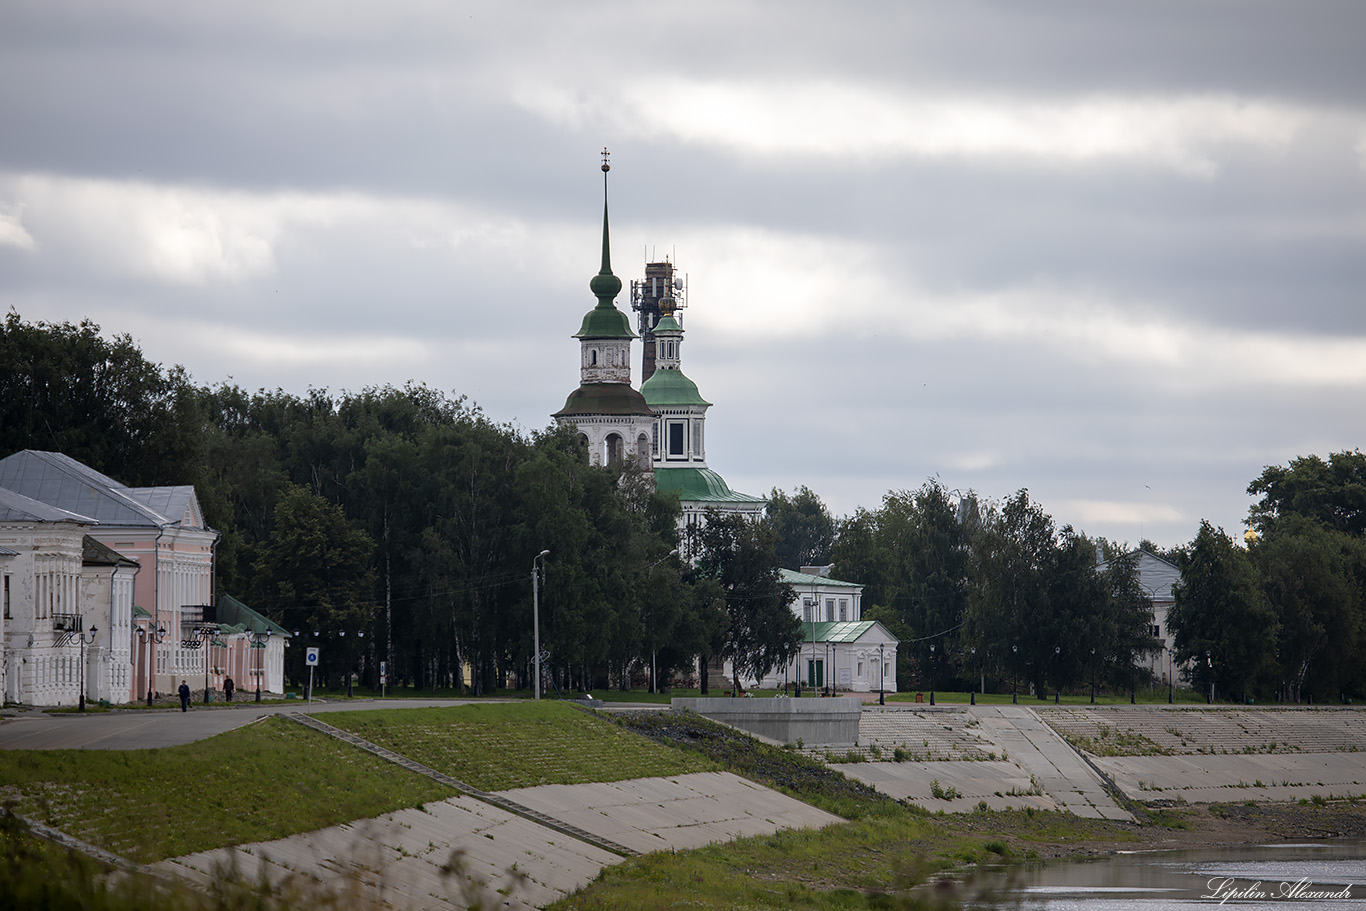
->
[671, 697, 862, 745]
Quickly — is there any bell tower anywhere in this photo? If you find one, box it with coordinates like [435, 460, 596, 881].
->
[552, 150, 657, 470]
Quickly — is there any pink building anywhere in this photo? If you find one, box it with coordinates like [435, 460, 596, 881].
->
[0, 451, 218, 701]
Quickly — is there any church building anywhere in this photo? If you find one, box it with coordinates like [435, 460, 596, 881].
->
[634, 260, 765, 553]
[552, 153, 656, 469]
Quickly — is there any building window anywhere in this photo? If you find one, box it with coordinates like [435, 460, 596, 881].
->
[839, 599, 848, 621]
[803, 599, 814, 622]
[1151, 624, 1161, 638]
[857, 660, 864, 678]
[692, 420, 702, 457]
[825, 599, 835, 622]
[667, 421, 685, 458]
[2, 574, 9, 619]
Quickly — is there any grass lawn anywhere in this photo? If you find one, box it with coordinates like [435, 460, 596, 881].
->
[322, 701, 718, 791]
[0, 715, 454, 863]
[548, 804, 1144, 910]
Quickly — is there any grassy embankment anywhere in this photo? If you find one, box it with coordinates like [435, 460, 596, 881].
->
[9, 700, 1335, 910]
[0, 703, 715, 862]
[321, 701, 717, 789]
[0, 715, 453, 863]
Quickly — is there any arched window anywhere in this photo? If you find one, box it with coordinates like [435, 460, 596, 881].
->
[590, 349, 598, 366]
[605, 433, 624, 465]
[637, 433, 650, 470]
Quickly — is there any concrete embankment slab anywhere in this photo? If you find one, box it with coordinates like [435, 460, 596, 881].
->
[493, 771, 842, 855]
[1037, 705, 1366, 806]
[1094, 753, 1366, 805]
[838, 759, 1058, 813]
[972, 707, 1134, 821]
[155, 772, 842, 908]
[155, 795, 618, 910]
[844, 706, 1133, 820]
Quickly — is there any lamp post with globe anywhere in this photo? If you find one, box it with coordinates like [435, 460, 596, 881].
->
[136, 623, 168, 706]
[78, 622, 98, 711]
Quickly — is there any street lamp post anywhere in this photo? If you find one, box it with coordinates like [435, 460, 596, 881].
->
[78, 622, 98, 712]
[136, 624, 168, 706]
[1168, 647, 1174, 704]
[1090, 647, 1096, 704]
[646, 548, 679, 695]
[338, 629, 365, 697]
[1054, 645, 1061, 703]
[928, 642, 935, 705]
[183, 625, 221, 704]
[533, 549, 549, 700]
[1207, 651, 1214, 704]
[1012, 644, 1019, 704]
[247, 628, 271, 702]
[970, 646, 977, 705]
[878, 641, 885, 706]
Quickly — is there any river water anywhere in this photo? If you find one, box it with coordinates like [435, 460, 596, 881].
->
[961, 839, 1366, 909]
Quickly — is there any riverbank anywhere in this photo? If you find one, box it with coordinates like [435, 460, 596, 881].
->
[949, 799, 1366, 862]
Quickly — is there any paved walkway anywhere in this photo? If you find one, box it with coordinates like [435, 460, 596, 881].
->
[0, 699, 494, 750]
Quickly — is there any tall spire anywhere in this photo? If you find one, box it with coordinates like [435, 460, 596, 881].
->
[590, 147, 622, 306]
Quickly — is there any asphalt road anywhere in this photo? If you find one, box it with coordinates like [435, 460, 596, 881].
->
[0, 699, 490, 750]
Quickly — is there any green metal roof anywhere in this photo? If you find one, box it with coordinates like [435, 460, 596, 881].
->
[573, 186, 635, 340]
[653, 313, 682, 333]
[654, 467, 765, 504]
[639, 368, 710, 407]
[132, 605, 152, 620]
[216, 593, 291, 637]
[800, 620, 884, 643]
[573, 302, 636, 340]
[554, 383, 656, 418]
[779, 568, 864, 589]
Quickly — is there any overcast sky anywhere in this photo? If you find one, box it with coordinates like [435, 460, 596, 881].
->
[2, 1, 1362, 549]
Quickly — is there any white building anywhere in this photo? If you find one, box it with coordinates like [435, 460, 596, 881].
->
[79, 536, 139, 705]
[1135, 550, 1179, 687]
[1, 486, 100, 706]
[751, 568, 899, 694]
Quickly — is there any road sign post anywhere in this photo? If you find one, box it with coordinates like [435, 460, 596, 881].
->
[306, 647, 320, 706]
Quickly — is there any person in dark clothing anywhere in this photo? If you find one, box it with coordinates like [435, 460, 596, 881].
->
[178, 680, 191, 712]
[224, 676, 235, 702]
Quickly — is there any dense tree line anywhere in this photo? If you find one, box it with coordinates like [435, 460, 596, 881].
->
[2, 313, 798, 694]
[1168, 452, 1366, 703]
[813, 481, 1154, 698]
[9, 313, 1362, 701]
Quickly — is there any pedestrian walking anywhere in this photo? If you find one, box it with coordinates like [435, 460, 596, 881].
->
[224, 676, 235, 702]
[178, 680, 191, 712]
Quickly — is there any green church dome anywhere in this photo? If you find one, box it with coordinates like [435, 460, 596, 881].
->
[640, 368, 710, 407]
